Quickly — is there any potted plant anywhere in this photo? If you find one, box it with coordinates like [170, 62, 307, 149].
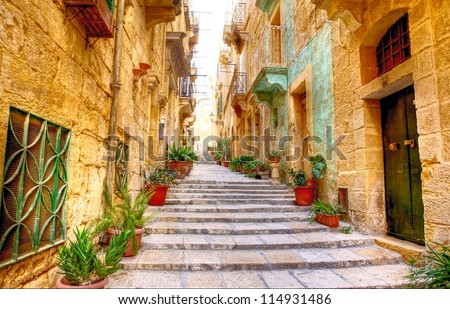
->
[268, 150, 284, 163]
[214, 151, 223, 165]
[220, 137, 232, 167]
[254, 160, 269, 172]
[229, 157, 241, 172]
[309, 199, 342, 227]
[96, 183, 159, 257]
[143, 164, 179, 206]
[287, 168, 315, 206]
[56, 227, 132, 289]
[238, 155, 254, 173]
[242, 160, 257, 174]
[308, 154, 327, 187]
[168, 143, 196, 178]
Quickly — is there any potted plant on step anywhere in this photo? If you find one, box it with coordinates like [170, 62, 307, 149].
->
[168, 143, 197, 178]
[95, 183, 159, 257]
[56, 227, 132, 289]
[287, 168, 315, 206]
[143, 163, 179, 206]
[309, 199, 342, 228]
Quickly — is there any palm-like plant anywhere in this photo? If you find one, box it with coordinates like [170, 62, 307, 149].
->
[57, 227, 131, 286]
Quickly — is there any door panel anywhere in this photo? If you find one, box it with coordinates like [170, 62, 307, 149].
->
[381, 86, 424, 244]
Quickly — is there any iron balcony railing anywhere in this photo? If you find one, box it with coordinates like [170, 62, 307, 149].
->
[231, 72, 247, 103]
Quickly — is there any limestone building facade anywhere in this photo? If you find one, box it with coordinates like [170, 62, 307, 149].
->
[0, 0, 198, 287]
[216, 0, 449, 253]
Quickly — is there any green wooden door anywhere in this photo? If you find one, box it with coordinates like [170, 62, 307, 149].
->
[381, 86, 424, 244]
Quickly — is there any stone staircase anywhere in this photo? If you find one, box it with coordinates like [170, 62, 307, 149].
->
[108, 164, 410, 288]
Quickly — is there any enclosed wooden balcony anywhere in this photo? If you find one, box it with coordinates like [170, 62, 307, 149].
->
[64, 0, 114, 38]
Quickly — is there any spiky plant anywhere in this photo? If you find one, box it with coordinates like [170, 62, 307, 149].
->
[57, 227, 131, 286]
[408, 242, 450, 288]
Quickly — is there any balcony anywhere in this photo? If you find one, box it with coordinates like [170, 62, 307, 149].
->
[310, 0, 372, 31]
[231, 72, 247, 116]
[255, 0, 279, 16]
[165, 31, 189, 77]
[249, 25, 287, 107]
[64, 0, 114, 38]
[144, 0, 183, 28]
[230, 2, 247, 53]
[189, 11, 200, 50]
[222, 24, 232, 47]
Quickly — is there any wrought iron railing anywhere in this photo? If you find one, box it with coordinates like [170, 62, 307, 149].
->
[217, 92, 223, 116]
[115, 140, 129, 192]
[231, 72, 247, 103]
[0, 108, 71, 268]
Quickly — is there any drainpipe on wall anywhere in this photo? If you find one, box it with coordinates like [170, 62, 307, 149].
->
[106, 0, 125, 195]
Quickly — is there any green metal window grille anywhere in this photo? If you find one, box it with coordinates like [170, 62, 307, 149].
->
[106, 0, 115, 13]
[115, 140, 129, 191]
[0, 108, 71, 268]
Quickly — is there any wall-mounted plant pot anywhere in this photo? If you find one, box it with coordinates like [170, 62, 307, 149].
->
[293, 186, 316, 206]
[315, 213, 341, 228]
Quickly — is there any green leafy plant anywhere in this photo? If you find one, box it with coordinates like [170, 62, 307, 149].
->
[287, 168, 308, 188]
[57, 227, 131, 286]
[269, 150, 284, 158]
[340, 225, 353, 234]
[309, 154, 327, 179]
[168, 143, 198, 162]
[408, 242, 450, 288]
[254, 160, 269, 171]
[213, 151, 224, 161]
[309, 199, 342, 217]
[243, 160, 258, 172]
[142, 164, 179, 186]
[94, 182, 159, 255]
[229, 157, 241, 171]
[218, 137, 232, 161]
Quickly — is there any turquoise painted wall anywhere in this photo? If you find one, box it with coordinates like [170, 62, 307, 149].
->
[281, 0, 337, 199]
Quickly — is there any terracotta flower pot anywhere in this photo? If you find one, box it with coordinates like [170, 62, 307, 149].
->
[306, 179, 317, 187]
[269, 156, 280, 163]
[293, 186, 316, 206]
[146, 184, 169, 206]
[56, 277, 109, 289]
[223, 161, 230, 167]
[107, 226, 145, 257]
[168, 160, 190, 179]
[315, 213, 341, 228]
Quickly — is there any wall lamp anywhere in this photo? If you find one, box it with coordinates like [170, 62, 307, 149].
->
[209, 112, 224, 126]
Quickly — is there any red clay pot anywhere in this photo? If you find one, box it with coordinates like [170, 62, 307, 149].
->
[315, 213, 341, 228]
[293, 186, 316, 206]
[168, 160, 190, 179]
[223, 161, 230, 167]
[56, 277, 109, 289]
[146, 184, 169, 206]
[269, 157, 280, 163]
[107, 226, 145, 257]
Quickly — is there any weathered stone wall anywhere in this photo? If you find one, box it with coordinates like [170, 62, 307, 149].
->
[0, 0, 184, 288]
[330, 0, 450, 243]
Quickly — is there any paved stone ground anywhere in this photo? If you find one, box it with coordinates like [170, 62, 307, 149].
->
[108, 164, 411, 288]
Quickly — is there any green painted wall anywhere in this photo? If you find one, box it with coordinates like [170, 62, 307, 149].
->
[281, 0, 337, 201]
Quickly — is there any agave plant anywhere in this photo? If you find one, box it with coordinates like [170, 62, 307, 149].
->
[168, 143, 198, 161]
[57, 227, 131, 286]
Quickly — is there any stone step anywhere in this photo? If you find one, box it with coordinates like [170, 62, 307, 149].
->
[141, 231, 375, 250]
[176, 183, 287, 189]
[145, 221, 329, 235]
[166, 193, 295, 199]
[165, 198, 296, 205]
[120, 246, 403, 271]
[152, 211, 309, 223]
[179, 179, 273, 185]
[108, 264, 411, 288]
[147, 204, 309, 213]
[169, 186, 288, 194]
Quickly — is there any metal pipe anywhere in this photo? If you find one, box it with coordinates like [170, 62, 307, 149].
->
[106, 0, 125, 194]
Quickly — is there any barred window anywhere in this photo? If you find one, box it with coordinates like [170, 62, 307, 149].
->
[115, 140, 129, 191]
[376, 14, 411, 76]
[0, 108, 70, 268]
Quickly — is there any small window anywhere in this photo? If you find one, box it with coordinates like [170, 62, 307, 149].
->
[0, 108, 70, 268]
[376, 14, 411, 76]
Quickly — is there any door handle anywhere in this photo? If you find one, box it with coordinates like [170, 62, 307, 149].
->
[404, 139, 415, 148]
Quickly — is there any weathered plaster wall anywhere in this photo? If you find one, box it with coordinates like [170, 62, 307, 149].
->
[284, 0, 337, 201]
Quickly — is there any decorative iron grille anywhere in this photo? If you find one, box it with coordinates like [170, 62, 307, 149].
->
[217, 92, 223, 116]
[232, 3, 246, 26]
[376, 14, 411, 76]
[0, 108, 71, 268]
[115, 140, 129, 191]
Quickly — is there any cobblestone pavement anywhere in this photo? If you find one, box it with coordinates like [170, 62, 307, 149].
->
[108, 164, 410, 288]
